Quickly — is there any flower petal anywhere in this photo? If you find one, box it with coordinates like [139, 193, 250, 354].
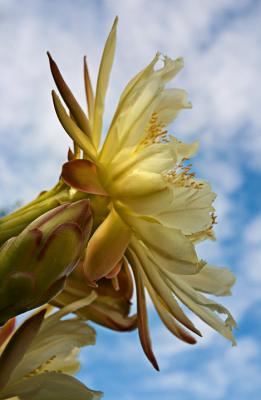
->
[112, 170, 167, 198]
[47, 52, 92, 139]
[165, 273, 237, 344]
[125, 215, 201, 275]
[170, 137, 199, 162]
[93, 17, 118, 148]
[83, 56, 94, 123]
[99, 53, 160, 163]
[100, 55, 184, 163]
[83, 208, 132, 283]
[156, 182, 216, 235]
[62, 160, 108, 196]
[109, 142, 177, 178]
[0, 318, 16, 348]
[0, 372, 102, 400]
[183, 264, 236, 296]
[128, 250, 159, 370]
[0, 309, 46, 391]
[129, 239, 201, 336]
[52, 91, 96, 162]
[148, 284, 197, 345]
[155, 88, 192, 126]
[10, 296, 97, 384]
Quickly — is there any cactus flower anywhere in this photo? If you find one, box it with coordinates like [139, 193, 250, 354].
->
[47, 17, 236, 369]
[0, 200, 92, 325]
[0, 295, 102, 400]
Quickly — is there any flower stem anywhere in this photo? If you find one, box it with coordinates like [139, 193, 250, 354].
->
[0, 181, 87, 246]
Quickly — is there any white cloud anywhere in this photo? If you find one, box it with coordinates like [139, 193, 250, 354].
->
[244, 213, 261, 245]
[239, 214, 261, 284]
[146, 336, 261, 399]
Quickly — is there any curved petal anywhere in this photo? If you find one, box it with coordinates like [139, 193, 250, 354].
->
[129, 239, 200, 336]
[129, 253, 159, 371]
[83, 56, 94, 123]
[155, 88, 192, 126]
[10, 296, 97, 384]
[0, 318, 16, 348]
[156, 182, 216, 235]
[115, 78, 162, 149]
[0, 309, 46, 391]
[182, 264, 236, 296]
[93, 17, 118, 148]
[99, 53, 160, 163]
[147, 282, 197, 345]
[0, 372, 102, 400]
[170, 137, 199, 162]
[47, 52, 91, 139]
[62, 160, 108, 196]
[112, 170, 166, 198]
[125, 215, 201, 275]
[109, 142, 177, 179]
[165, 273, 237, 344]
[83, 208, 132, 284]
[100, 55, 184, 163]
[52, 91, 96, 162]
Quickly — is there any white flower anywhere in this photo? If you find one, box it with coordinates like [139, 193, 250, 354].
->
[48, 17, 236, 369]
[0, 294, 102, 399]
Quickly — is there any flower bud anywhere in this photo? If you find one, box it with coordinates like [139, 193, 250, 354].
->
[0, 200, 92, 325]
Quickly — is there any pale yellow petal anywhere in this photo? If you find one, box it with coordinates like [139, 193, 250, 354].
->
[99, 53, 160, 163]
[117, 57, 185, 149]
[170, 137, 199, 162]
[93, 17, 118, 148]
[165, 273, 237, 344]
[52, 91, 97, 162]
[130, 256, 159, 370]
[155, 56, 184, 83]
[83, 208, 132, 283]
[155, 88, 192, 126]
[128, 240, 200, 335]
[126, 216, 201, 275]
[118, 53, 160, 105]
[145, 279, 197, 344]
[9, 297, 96, 383]
[183, 264, 236, 296]
[0, 372, 102, 400]
[111, 170, 166, 198]
[116, 185, 173, 215]
[156, 182, 216, 235]
[117, 78, 162, 148]
[188, 227, 216, 244]
[99, 55, 184, 163]
[109, 142, 177, 179]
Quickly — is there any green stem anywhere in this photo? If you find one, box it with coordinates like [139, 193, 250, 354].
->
[0, 181, 87, 246]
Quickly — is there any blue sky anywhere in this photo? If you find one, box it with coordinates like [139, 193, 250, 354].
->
[0, 0, 261, 399]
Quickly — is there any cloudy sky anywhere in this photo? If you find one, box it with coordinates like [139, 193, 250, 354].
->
[0, 0, 260, 399]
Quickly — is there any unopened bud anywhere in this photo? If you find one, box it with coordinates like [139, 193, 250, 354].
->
[0, 200, 92, 325]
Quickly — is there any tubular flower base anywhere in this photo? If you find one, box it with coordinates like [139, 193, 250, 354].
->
[0, 295, 102, 400]
[48, 17, 237, 369]
[0, 200, 92, 325]
[52, 258, 137, 332]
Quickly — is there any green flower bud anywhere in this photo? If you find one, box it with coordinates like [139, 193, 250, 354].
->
[0, 200, 92, 325]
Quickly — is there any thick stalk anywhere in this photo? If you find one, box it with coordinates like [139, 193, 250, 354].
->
[0, 181, 87, 246]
